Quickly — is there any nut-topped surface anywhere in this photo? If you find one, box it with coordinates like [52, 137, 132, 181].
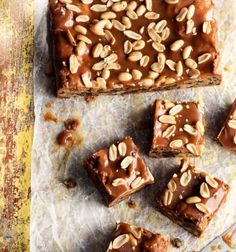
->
[217, 99, 236, 151]
[84, 136, 154, 207]
[107, 222, 169, 252]
[150, 99, 205, 157]
[156, 158, 230, 237]
[49, 0, 221, 97]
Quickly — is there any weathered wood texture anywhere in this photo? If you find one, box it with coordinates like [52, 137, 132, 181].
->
[0, 0, 33, 251]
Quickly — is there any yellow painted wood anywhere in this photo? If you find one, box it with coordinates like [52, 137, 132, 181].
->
[0, 0, 34, 251]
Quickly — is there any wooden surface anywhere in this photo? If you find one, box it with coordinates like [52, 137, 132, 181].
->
[0, 0, 33, 251]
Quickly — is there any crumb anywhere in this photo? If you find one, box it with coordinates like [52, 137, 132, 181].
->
[44, 111, 58, 123]
[128, 199, 137, 209]
[210, 245, 216, 251]
[171, 238, 183, 248]
[64, 118, 80, 131]
[63, 178, 77, 189]
[223, 66, 230, 72]
[44, 61, 53, 76]
[45, 101, 52, 108]
[222, 230, 236, 249]
[85, 95, 95, 103]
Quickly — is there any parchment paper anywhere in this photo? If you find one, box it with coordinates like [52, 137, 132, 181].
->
[32, 0, 236, 251]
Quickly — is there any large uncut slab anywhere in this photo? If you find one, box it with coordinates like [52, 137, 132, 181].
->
[49, 0, 221, 97]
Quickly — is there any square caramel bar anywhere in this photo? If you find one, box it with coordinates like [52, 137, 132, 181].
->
[217, 99, 236, 151]
[149, 100, 205, 157]
[106, 222, 169, 252]
[84, 136, 154, 207]
[49, 0, 221, 97]
[156, 158, 230, 237]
